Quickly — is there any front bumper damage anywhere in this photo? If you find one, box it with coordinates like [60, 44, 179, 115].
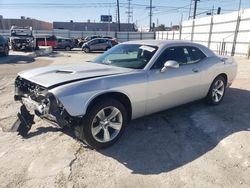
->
[13, 76, 78, 137]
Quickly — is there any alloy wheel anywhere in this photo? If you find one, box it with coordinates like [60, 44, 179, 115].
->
[91, 106, 123, 143]
[212, 79, 225, 102]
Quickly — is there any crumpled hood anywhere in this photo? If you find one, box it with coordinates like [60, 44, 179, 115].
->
[18, 63, 132, 88]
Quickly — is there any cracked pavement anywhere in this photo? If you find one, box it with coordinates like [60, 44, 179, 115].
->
[0, 50, 250, 187]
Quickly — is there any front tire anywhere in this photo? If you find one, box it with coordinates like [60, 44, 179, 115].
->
[65, 46, 71, 51]
[82, 47, 90, 53]
[206, 75, 226, 105]
[74, 98, 127, 149]
[4, 46, 9, 56]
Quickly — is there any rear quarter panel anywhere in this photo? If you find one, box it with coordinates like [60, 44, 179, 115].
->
[199, 56, 237, 97]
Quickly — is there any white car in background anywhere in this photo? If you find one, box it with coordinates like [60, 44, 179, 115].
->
[14, 40, 237, 149]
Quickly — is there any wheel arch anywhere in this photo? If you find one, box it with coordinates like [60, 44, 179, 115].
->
[85, 91, 132, 123]
[216, 73, 228, 85]
[65, 45, 71, 49]
[206, 73, 228, 97]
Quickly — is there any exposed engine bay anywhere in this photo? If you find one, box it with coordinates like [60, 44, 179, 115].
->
[13, 76, 78, 136]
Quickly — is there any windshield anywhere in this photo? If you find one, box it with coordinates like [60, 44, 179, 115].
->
[93, 44, 158, 69]
[11, 29, 32, 37]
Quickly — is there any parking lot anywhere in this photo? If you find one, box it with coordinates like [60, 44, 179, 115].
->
[0, 50, 250, 188]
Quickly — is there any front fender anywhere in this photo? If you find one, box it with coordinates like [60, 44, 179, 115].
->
[49, 79, 105, 116]
[49, 71, 147, 118]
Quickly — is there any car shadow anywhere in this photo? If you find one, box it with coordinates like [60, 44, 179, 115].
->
[14, 87, 250, 175]
[25, 126, 74, 139]
[0, 55, 35, 64]
[97, 87, 250, 175]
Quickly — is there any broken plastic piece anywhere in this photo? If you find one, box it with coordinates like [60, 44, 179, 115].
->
[11, 105, 35, 137]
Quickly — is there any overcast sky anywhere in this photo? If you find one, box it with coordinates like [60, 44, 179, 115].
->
[0, 0, 249, 27]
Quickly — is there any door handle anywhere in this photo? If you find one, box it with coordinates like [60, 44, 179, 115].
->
[192, 68, 199, 73]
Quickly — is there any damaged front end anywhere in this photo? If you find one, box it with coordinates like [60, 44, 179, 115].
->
[13, 76, 78, 136]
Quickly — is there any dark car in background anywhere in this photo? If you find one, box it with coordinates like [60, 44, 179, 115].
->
[82, 38, 112, 53]
[76, 35, 102, 48]
[0, 35, 9, 56]
[55, 37, 74, 51]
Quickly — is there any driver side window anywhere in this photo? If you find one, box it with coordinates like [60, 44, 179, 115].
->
[152, 47, 188, 69]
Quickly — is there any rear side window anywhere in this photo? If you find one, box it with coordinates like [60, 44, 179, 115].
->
[187, 47, 206, 64]
[152, 46, 206, 69]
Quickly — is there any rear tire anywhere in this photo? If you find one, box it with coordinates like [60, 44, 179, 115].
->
[206, 75, 226, 105]
[74, 98, 127, 149]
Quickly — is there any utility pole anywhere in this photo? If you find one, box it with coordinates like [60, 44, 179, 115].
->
[231, 0, 242, 56]
[146, 0, 155, 31]
[238, 0, 242, 14]
[188, 0, 192, 19]
[149, 0, 152, 31]
[126, 0, 132, 24]
[117, 0, 121, 31]
[193, 0, 199, 19]
[149, 0, 153, 31]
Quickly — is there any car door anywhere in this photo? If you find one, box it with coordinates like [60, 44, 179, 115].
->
[98, 39, 107, 50]
[89, 39, 99, 51]
[56, 39, 62, 49]
[146, 46, 204, 115]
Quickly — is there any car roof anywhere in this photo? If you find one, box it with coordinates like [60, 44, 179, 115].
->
[123, 40, 197, 46]
[123, 40, 215, 57]
[89, 38, 110, 41]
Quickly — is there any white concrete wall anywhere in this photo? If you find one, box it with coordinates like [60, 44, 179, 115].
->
[156, 8, 250, 56]
[0, 29, 155, 43]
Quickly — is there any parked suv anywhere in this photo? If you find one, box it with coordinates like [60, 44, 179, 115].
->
[82, 38, 112, 53]
[0, 35, 9, 56]
[55, 37, 74, 51]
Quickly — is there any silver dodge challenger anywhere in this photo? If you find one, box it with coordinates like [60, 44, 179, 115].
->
[14, 40, 237, 148]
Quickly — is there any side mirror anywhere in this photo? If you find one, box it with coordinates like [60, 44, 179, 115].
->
[160, 60, 179, 73]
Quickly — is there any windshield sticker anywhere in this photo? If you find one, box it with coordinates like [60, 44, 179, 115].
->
[139, 45, 156, 52]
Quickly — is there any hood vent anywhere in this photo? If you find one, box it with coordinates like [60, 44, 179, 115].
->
[56, 70, 74, 74]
